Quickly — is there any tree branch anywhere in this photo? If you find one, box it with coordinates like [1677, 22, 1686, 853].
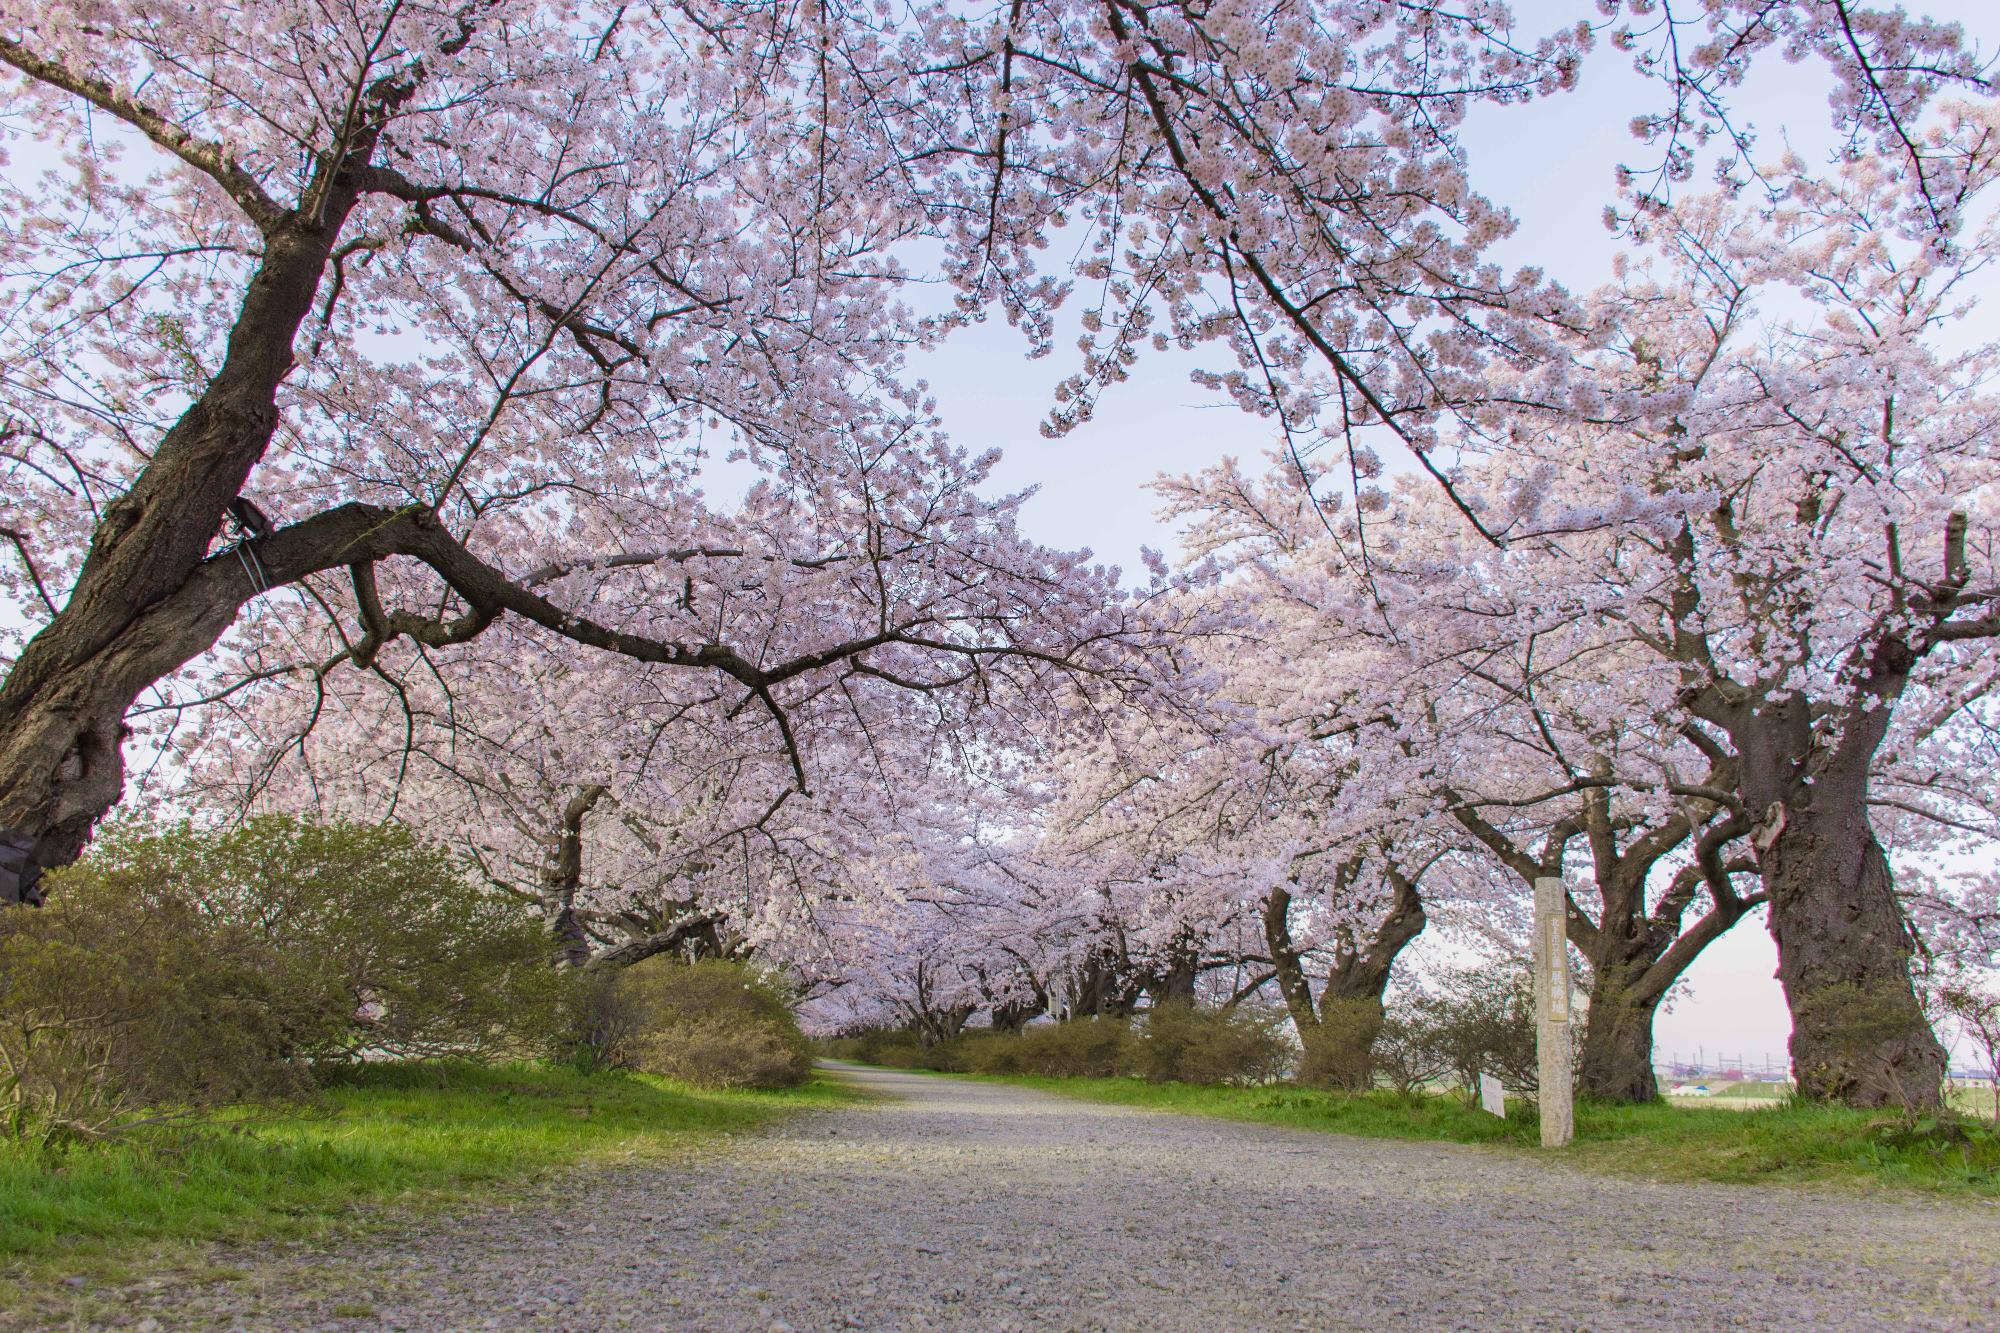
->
[0, 37, 285, 232]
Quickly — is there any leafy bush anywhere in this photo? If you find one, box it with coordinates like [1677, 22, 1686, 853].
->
[822, 1025, 1004, 1072]
[824, 1027, 937, 1069]
[945, 1030, 1032, 1074]
[0, 874, 315, 1143]
[1384, 963, 1543, 1096]
[833, 1007, 1286, 1085]
[1137, 1004, 1290, 1086]
[1295, 996, 1392, 1091]
[0, 818, 563, 1142]
[1370, 1004, 1456, 1096]
[599, 959, 812, 1089]
[1001, 1017, 1140, 1077]
[78, 818, 568, 1063]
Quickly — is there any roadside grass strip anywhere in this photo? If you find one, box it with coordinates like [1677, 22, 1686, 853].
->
[0, 1061, 860, 1272]
[964, 1074, 2000, 1195]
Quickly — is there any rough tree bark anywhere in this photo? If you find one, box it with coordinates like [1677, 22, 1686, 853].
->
[544, 786, 610, 968]
[988, 991, 1048, 1032]
[903, 958, 977, 1045]
[583, 914, 730, 971]
[1571, 805, 1763, 1102]
[984, 958, 1049, 1031]
[1574, 849, 1764, 1102]
[1263, 863, 1426, 1091]
[1142, 931, 1203, 1009]
[0, 188, 370, 880]
[1733, 698, 1948, 1107]
[1062, 938, 1147, 1020]
[1660, 513, 1979, 1108]
[1575, 959, 1666, 1102]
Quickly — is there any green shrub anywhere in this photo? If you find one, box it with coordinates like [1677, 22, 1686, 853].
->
[1370, 1003, 1456, 1096]
[825, 1027, 936, 1069]
[824, 1025, 982, 1071]
[601, 959, 812, 1089]
[1, 817, 564, 1143]
[0, 875, 316, 1143]
[1137, 1004, 1291, 1086]
[1003, 1017, 1140, 1077]
[837, 1009, 1287, 1083]
[1385, 963, 1541, 1095]
[71, 817, 568, 1064]
[631, 1014, 813, 1090]
[1295, 995, 1391, 1091]
[950, 1030, 1028, 1074]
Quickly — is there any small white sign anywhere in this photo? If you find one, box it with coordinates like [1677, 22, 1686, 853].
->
[1479, 1074, 1506, 1118]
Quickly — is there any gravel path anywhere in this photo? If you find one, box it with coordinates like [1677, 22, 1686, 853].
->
[99, 1064, 2000, 1330]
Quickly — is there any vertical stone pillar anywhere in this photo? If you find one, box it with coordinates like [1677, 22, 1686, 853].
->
[1534, 874, 1574, 1147]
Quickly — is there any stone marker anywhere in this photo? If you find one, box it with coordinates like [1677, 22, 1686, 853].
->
[1534, 874, 1574, 1148]
[1479, 1074, 1506, 1118]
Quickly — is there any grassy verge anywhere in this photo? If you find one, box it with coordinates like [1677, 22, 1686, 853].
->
[965, 1073, 2000, 1195]
[1, 1061, 859, 1285]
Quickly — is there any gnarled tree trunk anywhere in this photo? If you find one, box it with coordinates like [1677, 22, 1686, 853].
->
[1734, 699, 1947, 1108]
[1573, 831, 1762, 1103]
[1143, 932, 1202, 1009]
[1762, 789, 1946, 1107]
[0, 216, 359, 885]
[1455, 782, 1762, 1104]
[1577, 957, 1669, 1102]
[543, 786, 609, 968]
[1264, 867, 1426, 1091]
[1063, 940, 1146, 1020]
[989, 992, 1047, 1032]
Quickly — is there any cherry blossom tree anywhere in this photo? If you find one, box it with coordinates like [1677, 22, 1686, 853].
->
[1155, 464, 1751, 1099]
[1414, 623, 1764, 1102]
[1451, 116, 2000, 1106]
[1009, 580, 1469, 1083]
[5, 0, 1992, 1128]
[0, 0, 1004, 883]
[0, 0, 1240, 895]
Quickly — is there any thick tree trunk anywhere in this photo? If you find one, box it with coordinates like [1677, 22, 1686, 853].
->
[916, 1004, 974, 1045]
[583, 914, 725, 970]
[1064, 945, 1143, 1020]
[1455, 782, 1760, 1103]
[1265, 870, 1425, 1091]
[0, 206, 359, 879]
[544, 786, 609, 968]
[1762, 795, 1946, 1108]
[1144, 937, 1201, 1009]
[1577, 959, 1664, 1102]
[1720, 692, 1949, 1109]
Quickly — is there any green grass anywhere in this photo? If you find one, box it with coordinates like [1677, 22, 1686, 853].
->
[965, 1074, 2000, 1195]
[0, 1061, 858, 1273]
[1709, 1080, 1791, 1099]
